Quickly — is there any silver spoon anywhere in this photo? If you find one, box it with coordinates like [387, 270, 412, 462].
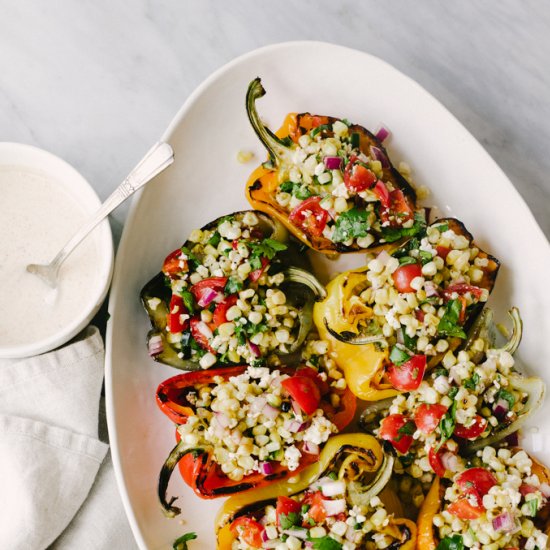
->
[27, 141, 174, 288]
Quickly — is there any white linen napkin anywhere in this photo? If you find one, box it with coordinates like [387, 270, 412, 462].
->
[0, 327, 135, 550]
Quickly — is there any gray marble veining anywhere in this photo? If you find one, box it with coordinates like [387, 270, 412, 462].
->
[0, 1, 547, 237]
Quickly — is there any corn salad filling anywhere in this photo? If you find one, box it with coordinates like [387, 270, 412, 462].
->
[349, 222, 491, 356]
[383, 345, 527, 509]
[178, 340, 346, 482]
[155, 212, 301, 368]
[232, 477, 404, 549]
[435, 447, 548, 549]
[273, 119, 420, 247]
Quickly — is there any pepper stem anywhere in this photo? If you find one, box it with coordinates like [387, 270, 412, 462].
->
[246, 78, 292, 165]
[158, 440, 205, 518]
[499, 307, 522, 355]
[283, 267, 327, 300]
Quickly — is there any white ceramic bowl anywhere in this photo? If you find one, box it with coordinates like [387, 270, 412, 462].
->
[0, 142, 113, 359]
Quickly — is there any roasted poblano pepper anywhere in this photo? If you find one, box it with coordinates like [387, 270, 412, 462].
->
[157, 366, 357, 514]
[216, 433, 417, 549]
[417, 449, 550, 549]
[245, 77, 420, 254]
[313, 218, 500, 401]
[141, 210, 326, 370]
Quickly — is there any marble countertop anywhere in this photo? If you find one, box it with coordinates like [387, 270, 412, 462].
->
[0, 4, 548, 547]
[1, 1, 548, 244]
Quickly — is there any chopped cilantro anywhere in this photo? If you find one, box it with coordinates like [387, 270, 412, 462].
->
[381, 212, 426, 243]
[173, 532, 197, 550]
[224, 276, 243, 295]
[438, 299, 467, 339]
[207, 232, 221, 247]
[308, 535, 343, 550]
[310, 124, 331, 138]
[419, 250, 433, 265]
[448, 387, 459, 399]
[332, 207, 370, 243]
[341, 118, 351, 126]
[464, 372, 480, 391]
[525, 497, 539, 517]
[436, 223, 449, 233]
[402, 328, 417, 351]
[436, 535, 463, 550]
[398, 255, 417, 266]
[438, 400, 458, 449]
[279, 181, 312, 199]
[328, 471, 338, 480]
[434, 367, 449, 378]
[249, 238, 287, 270]
[279, 512, 301, 529]
[396, 420, 416, 440]
[497, 388, 516, 409]
[180, 290, 196, 315]
[389, 345, 410, 366]
[180, 246, 201, 271]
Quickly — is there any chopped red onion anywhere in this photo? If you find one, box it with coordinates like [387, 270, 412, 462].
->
[262, 404, 279, 420]
[374, 125, 391, 142]
[261, 528, 270, 542]
[322, 498, 346, 516]
[493, 398, 510, 420]
[369, 145, 389, 168]
[321, 480, 346, 497]
[248, 341, 261, 357]
[147, 335, 164, 356]
[284, 419, 306, 433]
[505, 432, 519, 447]
[303, 441, 320, 455]
[324, 156, 342, 170]
[197, 288, 220, 307]
[492, 511, 515, 532]
[291, 399, 303, 417]
[424, 281, 440, 297]
[250, 396, 267, 415]
[260, 461, 274, 475]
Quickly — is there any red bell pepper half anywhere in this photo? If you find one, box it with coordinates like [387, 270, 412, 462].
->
[156, 365, 356, 514]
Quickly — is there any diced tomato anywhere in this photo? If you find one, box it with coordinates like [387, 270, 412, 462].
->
[378, 414, 414, 454]
[447, 495, 484, 520]
[276, 496, 301, 526]
[442, 283, 484, 301]
[387, 354, 426, 392]
[302, 491, 326, 524]
[296, 366, 330, 395]
[456, 468, 497, 497]
[212, 295, 238, 327]
[162, 249, 188, 277]
[373, 180, 390, 208]
[167, 295, 188, 333]
[190, 277, 228, 307]
[281, 375, 321, 415]
[428, 447, 447, 477]
[288, 196, 329, 238]
[190, 316, 215, 353]
[454, 416, 488, 440]
[392, 263, 423, 293]
[344, 156, 377, 192]
[436, 245, 451, 260]
[379, 189, 414, 225]
[414, 403, 448, 435]
[249, 256, 270, 283]
[232, 239, 239, 250]
[414, 309, 425, 322]
[230, 517, 263, 548]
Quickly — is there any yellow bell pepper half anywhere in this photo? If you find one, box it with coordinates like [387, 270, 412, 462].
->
[313, 267, 399, 401]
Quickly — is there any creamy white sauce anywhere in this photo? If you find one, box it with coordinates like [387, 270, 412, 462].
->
[0, 166, 100, 348]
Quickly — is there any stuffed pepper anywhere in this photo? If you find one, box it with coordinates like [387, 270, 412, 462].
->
[417, 446, 550, 549]
[245, 78, 422, 254]
[313, 218, 500, 401]
[157, 338, 357, 515]
[216, 433, 416, 549]
[141, 210, 326, 370]
[363, 309, 545, 514]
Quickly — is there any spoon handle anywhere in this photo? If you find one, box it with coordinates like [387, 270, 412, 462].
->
[49, 142, 174, 273]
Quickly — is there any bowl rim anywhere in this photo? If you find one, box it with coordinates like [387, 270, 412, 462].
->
[0, 141, 114, 359]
